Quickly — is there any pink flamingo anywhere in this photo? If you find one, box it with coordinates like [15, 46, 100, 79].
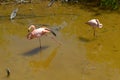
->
[86, 19, 103, 37]
[27, 25, 60, 48]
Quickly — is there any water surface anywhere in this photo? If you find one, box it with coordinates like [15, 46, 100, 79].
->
[0, 1, 120, 80]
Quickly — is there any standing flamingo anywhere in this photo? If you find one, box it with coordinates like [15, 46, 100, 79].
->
[86, 19, 103, 37]
[27, 25, 60, 48]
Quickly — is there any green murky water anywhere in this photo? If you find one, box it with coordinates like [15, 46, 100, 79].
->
[0, 1, 120, 80]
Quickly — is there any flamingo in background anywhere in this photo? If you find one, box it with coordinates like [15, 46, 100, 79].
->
[86, 19, 103, 37]
[27, 25, 60, 48]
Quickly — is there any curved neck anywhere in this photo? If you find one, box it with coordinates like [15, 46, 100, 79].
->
[96, 19, 100, 25]
[28, 25, 36, 32]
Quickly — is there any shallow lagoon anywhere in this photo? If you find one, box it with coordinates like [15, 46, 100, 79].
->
[0, 1, 120, 80]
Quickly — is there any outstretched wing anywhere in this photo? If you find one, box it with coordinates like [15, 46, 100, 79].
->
[50, 30, 56, 36]
[45, 28, 56, 36]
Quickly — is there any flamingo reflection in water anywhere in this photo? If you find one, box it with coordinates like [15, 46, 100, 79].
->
[27, 25, 61, 48]
[86, 19, 103, 37]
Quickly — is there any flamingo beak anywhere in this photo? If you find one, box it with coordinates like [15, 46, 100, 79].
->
[28, 30, 30, 32]
[99, 24, 103, 28]
[85, 22, 88, 24]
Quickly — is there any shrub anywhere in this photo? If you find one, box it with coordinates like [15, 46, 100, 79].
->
[100, 0, 119, 9]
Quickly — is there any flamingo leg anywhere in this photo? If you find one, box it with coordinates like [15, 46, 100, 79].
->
[93, 27, 96, 37]
[39, 38, 41, 49]
[48, 35, 62, 45]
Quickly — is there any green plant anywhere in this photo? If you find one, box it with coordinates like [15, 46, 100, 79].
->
[100, 0, 119, 9]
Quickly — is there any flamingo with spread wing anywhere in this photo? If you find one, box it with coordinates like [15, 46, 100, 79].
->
[27, 25, 60, 48]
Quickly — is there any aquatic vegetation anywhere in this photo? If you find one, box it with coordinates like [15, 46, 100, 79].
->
[61, 0, 120, 10]
[100, 0, 119, 9]
[0, 0, 120, 10]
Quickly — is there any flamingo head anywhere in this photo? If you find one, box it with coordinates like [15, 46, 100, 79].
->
[27, 33, 33, 40]
[28, 25, 36, 32]
[98, 24, 103, 28]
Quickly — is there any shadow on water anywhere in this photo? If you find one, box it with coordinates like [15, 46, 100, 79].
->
[79, 36, 92, 43]
[30, 47, 59, 69]
[23, 46, 49, 56]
